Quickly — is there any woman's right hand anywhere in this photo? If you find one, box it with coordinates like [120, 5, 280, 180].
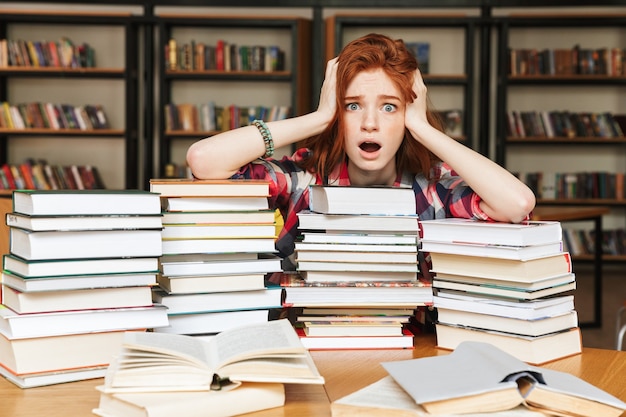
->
[316, 57, 338, 125]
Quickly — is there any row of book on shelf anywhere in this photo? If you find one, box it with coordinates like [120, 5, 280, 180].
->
[521, 170, 626, 200]
[0, 101, 110, 130]
[164, 102, 290, 133]
[508, 45, 625, 76]
[0, 161, 105, 191]
[506, 110, 625, 139]
[2, 178, 623, 417]
[0, 37, 95, 69]
[562, 227, 626, 257]
[165, 38, 285, 72]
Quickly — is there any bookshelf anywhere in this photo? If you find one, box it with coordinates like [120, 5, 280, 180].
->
[0, 10, 140, 189]
[155, 14, 312, 178]
[494, 13, 626, 261]
[325, 13, 480, 152]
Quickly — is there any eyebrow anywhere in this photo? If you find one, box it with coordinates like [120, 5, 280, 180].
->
[344, 94, 401, 101]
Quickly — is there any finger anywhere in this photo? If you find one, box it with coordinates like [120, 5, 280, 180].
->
[325, 57, 338, 80]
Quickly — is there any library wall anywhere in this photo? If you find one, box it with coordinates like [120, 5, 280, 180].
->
[1, 2, 625, 193]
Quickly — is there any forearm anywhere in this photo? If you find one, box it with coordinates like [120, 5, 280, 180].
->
[187, 111, 329, 179]
[409, 124, 536, 223]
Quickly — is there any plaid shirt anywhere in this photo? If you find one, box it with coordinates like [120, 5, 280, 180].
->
[232, 148, 490, 265]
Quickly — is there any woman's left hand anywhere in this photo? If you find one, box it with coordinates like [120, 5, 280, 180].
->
[404, 69, 430, 135]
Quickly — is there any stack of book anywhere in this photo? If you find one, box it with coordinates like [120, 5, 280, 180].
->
[282, 185, 432, 350]
[149, 179, 283, 336]
[420, 217, 582, 364]
[0, 189, 168, 388]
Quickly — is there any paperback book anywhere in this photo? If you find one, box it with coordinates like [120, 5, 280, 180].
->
[101, 319, 324, 392]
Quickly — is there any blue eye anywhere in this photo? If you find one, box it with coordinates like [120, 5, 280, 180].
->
[383, 104, 396, 112]
[346, 103, 359, 111]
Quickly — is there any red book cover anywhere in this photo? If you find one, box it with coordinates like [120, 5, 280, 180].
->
[2, 164, 16, 189]
[216, 39, 225, 71]
[19, 162, 36, 189]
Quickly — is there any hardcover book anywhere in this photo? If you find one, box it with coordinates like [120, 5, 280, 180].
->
[93, 381, 285, 417]
[432, 291, 574, 320]
[308, 184, 416, 216]
[152, 285, 283, 315]
[2, 285, 154, 314]
[429, 251, 572, 282]
[6, 212, 163, 232]
[296, 210, 419, 233]
[419, 218, 563, 246]
[153, 309, 271, 336]
[434, 324, 582, 365]
[281, 273, 432, 307]
[421, 240, 564, 261]
[296, 327, 415, 350]
[2, 255, 159, 278]
[0, 330, 132, 377]
[0, 304, 168, 339]
[161, 209, 276, 225]
[10, 228, 163, 261]
[12, 189, 161, 216]
[149, 178, 270, 197]
[163, 196, 269, 212]
[381, 341, 623, 415]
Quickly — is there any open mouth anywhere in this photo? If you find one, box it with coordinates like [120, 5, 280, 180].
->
[359, 141, 381, 153]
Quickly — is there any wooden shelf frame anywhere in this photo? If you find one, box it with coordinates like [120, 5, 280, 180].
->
[0, 11, 141, 189]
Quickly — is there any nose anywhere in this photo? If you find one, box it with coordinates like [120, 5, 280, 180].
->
[361, 108, 378, 132]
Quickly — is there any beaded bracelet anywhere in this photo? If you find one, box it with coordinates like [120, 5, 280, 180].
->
[252, 119, 274, 158]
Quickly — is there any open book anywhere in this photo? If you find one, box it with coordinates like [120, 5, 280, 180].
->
[102, 319, 324, 392]
[331, 375, 547, 417]
[380, 341, 626, 417]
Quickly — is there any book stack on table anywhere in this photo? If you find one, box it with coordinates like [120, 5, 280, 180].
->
[0, 189, 169, 388]
[421, 218, 582, 365]
[282, 185, 431, 350]
[149, 179, 283, 336]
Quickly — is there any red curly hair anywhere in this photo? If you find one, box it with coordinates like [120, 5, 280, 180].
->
[300, 33, 443, 180]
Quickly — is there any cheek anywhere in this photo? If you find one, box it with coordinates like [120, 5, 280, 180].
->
[383, 116, 406, 143]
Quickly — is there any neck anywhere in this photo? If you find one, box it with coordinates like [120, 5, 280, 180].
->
[347, 161, 397, 186]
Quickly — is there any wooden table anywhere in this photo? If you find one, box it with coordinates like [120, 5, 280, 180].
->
[531, 205, 611, 328]
[2, 334, 625, 417]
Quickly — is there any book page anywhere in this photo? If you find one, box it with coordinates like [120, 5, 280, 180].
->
[382, 341, 533, 404]
[121, 331, 214, 371]
[333, 376, 426, 411]
[211, 319, 306, 368]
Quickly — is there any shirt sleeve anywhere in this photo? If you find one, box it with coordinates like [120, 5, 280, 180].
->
[415, 162, 492, 221]
[230, 150, 311, 211]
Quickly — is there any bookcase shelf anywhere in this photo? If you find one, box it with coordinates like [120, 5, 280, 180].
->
[495, 13, 626, 164]
[155, 14, 312, 178]
[0, 10, 140, 189]
[0, 128, 125, 136]
[494, 13, 626, 260]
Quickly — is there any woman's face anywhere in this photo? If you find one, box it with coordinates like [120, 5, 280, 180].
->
[342, 68, 406, 186]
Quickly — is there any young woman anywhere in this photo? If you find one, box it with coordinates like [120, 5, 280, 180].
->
[186, 33, 536, 263]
